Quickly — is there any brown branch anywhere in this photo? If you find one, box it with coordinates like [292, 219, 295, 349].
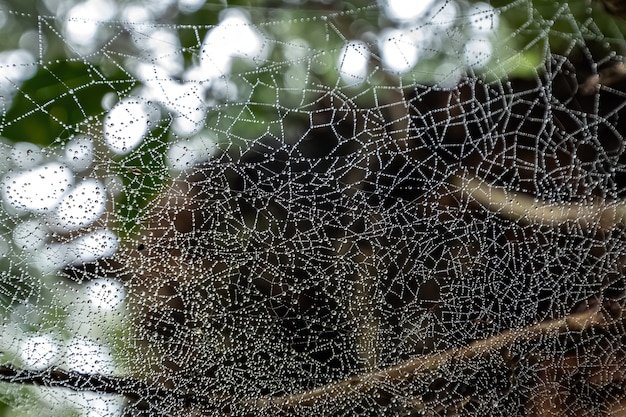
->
[0, 306, 617, 415]
[580, 61, 626, 95]
[597, 0, 626, 20]
[451, 172, 626, 229]
[250, 307, 607, 411]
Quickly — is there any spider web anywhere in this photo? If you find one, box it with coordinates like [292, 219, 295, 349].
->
[0, 0, 626, 416]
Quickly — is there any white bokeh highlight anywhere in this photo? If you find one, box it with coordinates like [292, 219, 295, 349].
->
[1, 163, 74, 212]
[379, 28, 421, 74]
[12, 219, 47, 250]
[66, 338, 114, 374]
[36, 229, 119, 272]
[19, 335, 59, 370]
[167, 135, 218, 171]
[168, 83, 208, 136]
[380, 0, 435, 22]
[52, 178, 107, 231]
[134, 28, 184, 76]
[431, 1, 458, 30]
[0, 49, 37, 84]
[64, 136, 95, 172]
[338, 41, 370, 85]
[64, 229, 119, 265]
[133, 62, 208, 137]
[468, 2, 499, 34]
[199, 9, 269, 80]
[64, 0, 117, 51]
[463, 37, 493, 68]
[10, 142, 43, 170]
[178, 0, 206, 14]
[103, 97, 151, 154]
[125, 8, 272, 141]
[86, 278, 125, 311]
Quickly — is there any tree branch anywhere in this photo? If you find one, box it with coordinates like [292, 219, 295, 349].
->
[0, 306, 618, 415]
[579, 61, 626, 95]
[451, 172, 626, 229]
[250, 307, 608, 411]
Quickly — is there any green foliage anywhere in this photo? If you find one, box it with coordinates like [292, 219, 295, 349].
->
[115, 123, 171, 238]
[1, 61, 134, 145]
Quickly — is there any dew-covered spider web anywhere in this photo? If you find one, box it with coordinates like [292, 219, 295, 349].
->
[1, 0, 626, 415]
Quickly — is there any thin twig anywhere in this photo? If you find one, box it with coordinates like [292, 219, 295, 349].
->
[0, 364, 212, 409]
[251, 307, 606, 411]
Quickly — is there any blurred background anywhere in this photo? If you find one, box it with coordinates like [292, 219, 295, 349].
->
[0, 0, 625, 416]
